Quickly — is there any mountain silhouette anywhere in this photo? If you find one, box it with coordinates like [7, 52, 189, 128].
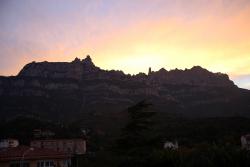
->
[0, 55, 250, 121]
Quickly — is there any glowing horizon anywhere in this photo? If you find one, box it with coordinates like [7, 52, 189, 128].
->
[1, 0, 250, 89]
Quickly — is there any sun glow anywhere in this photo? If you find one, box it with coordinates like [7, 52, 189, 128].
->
[87, 15, 250, 76]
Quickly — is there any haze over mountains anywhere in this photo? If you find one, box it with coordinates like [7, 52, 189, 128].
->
[0, 55, 250, 121]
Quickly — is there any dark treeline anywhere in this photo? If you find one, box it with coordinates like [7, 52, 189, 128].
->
[81, 101, 250, 167]
[1, 101, 250, 167]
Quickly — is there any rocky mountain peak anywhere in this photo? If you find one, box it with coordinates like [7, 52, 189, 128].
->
[16, 55, 236, 87]
[72, 57, 81, 63]
[84, 55, 92, 62]
[18, 55, 99, 79]
[190, 66, 209, 73]
[82, 55, 95, 67]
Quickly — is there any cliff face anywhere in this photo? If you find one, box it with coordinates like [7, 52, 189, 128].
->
[0, 55, 249, 120]
[18, 55, 100, 79]
[17, 55, 234, 87]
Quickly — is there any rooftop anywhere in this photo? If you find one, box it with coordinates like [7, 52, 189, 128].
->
[0, 146, 70, 162]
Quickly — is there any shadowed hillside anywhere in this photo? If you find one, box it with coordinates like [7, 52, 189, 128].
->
[0, 55, 249, 122]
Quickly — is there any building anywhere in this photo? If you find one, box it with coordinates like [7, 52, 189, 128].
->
[33, 129, 55, 139]
[30, 139, 86, 155]
[163, 141, 178, 150]
[0, 145, 71, 167]
[241, 134, 250, 150]
[0, 139, 19, 149]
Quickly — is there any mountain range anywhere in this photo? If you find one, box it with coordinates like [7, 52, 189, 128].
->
[0, 55, 250, 122]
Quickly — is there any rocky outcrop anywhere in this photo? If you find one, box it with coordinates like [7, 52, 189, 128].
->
[147, 66, 234, 87]
[1, 54, 248, 120]
[18, 55, 100, 79]
[17, 55, 236, 88]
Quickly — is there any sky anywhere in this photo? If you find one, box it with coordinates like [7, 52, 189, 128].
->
[0, 0, 250, 89]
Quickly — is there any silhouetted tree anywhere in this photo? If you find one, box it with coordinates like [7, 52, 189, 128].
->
[115, 100, 157, 166]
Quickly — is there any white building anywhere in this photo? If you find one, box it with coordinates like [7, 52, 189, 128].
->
[30, 139, 86, 155]
[241, 134, 250, 150]
[0, 139, 19, 149]
[163, 141, 178, 150]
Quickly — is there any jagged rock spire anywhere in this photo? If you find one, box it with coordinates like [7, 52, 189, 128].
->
[72, 57, 81, 63]
[82, 55, 95, 67]
[85, 55, 92, 61]
[148, 67, 152, 75]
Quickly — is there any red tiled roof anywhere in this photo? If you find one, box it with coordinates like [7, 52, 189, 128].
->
[0, 146, 71, 162]
[31, 138, 85, 142]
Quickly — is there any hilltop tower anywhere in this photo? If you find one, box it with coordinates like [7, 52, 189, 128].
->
[148, 67, 152, 75]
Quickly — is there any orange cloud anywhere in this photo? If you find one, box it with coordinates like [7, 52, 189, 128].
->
[1, 0, 250, 89]
[81, 6, 250, 77]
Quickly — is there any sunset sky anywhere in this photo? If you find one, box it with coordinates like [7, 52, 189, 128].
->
[0, 0, 250, 89]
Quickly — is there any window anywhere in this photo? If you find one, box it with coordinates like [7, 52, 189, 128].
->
[63, 160, 71, 167]
[10, 161, 29, 167]
[37, 160, 54, 167]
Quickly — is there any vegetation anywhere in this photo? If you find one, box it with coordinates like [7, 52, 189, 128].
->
[114, 100, 158, 167]
[78, 101, 250, 167]
[0, 116, 83, 144]
[1, 101, 250, 166]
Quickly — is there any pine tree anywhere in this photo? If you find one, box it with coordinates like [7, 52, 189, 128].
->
[116, 100, 157, 166]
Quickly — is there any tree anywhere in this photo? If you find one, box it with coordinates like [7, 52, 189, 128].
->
[115, 100, 157, 166]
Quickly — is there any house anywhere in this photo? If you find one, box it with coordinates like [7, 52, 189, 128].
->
[163, 141, 178, 150]
[241, 134, 250, 150]
[0, 139, 19, 149]
[30, 139, 86, 155]
[0, 145, 71, 167]
[33, 129, 55, 139]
